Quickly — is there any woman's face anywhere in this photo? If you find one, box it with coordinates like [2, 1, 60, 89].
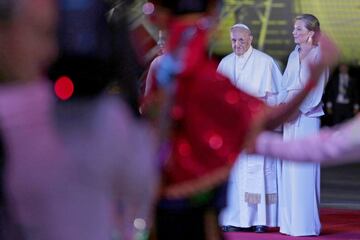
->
[292, 19, 313, 45]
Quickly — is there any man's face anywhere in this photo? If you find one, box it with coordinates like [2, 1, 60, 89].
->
[230, 27, 252, 56]
[0, 0, 58, 82]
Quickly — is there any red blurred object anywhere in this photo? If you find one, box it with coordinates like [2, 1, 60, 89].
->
[143, 19, 266, 198]
[54, 76, 74, 100]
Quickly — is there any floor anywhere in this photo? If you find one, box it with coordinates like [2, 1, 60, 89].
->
[321, 163, 360, 209]
[225, 162, 360, 240]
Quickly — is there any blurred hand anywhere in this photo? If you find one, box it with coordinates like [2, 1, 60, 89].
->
[308, 33, 340, 86]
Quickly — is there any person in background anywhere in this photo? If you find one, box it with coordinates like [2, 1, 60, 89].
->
[218, 23, 283, 233]
[324, 63, 359, 126]
[278, 13, 328, 236]
[143, 0, 338, 239]
[144, 30, 167, 96]
[0, 1, 157, 240]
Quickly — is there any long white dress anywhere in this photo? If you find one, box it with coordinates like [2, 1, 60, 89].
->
[218, 46, 283, 228]
[279, 45, 328, 236]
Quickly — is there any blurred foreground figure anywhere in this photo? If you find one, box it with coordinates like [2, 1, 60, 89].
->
[0, 0, 58, 238]
[0, 0, 157, 239]
[143, 0, 339, 239]
[255, 115, 360, 166]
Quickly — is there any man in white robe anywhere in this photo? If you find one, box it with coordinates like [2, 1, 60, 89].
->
[218, 23, 283, 233]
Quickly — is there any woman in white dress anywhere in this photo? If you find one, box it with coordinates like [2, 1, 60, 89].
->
[279, 14, 328, 236]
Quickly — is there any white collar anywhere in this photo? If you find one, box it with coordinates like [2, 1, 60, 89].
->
[236, 45, 253, 60]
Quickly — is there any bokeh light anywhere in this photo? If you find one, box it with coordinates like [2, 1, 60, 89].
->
[142, 2, 155, 15]
[54, 76, 74, 101]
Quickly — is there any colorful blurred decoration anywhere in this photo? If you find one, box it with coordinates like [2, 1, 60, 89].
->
[129, 0, 360, 66]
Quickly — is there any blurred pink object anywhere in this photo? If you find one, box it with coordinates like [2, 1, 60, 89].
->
[0, 80, 158, 240]
[256, 115, 360, 165]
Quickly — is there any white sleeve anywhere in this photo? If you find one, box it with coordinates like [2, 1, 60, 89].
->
[262, 59, 284, 106]
[256, 117, 360, 165]
[299, 67, 329, 114]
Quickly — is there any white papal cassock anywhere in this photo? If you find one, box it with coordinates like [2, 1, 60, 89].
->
[218, 46, 283, 228]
